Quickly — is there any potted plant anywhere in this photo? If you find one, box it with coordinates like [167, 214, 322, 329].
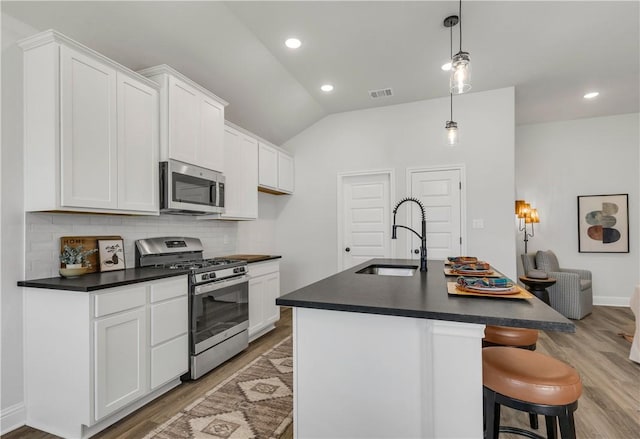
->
[59, 244, 98, 277]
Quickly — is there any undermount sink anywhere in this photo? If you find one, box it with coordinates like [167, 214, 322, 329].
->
[356, 264, 418, 277]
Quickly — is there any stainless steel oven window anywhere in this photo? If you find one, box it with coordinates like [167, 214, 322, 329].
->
[191, 276, 249, 354]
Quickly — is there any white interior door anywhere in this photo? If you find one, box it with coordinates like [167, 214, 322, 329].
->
[408, 168, 463, 260]
[339, 172, 392, 270]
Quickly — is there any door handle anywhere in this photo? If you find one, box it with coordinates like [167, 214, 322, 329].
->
[413, 249, 420, 254]
[345, 247, 351, 252]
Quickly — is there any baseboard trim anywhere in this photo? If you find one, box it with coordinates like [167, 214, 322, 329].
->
[594, 296, 631, 307]
[1, 402, 26, 435]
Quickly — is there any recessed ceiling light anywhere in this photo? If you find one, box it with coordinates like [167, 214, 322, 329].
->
[583, 92, 599, 99]
[441, 62, 452, 71]
[321, 84, 334, 92]
[285, 38, 301, 49]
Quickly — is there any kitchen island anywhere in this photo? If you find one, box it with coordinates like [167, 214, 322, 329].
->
[276, 259, 573, 439]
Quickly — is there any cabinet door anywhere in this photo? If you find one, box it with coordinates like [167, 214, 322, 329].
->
[94, 307, 147, 421]
[258, 143, 278, 189]
[263, 272, 281, 325]
[248, 276, 265, 337]
[168, 76, 199, 165]
[151, 334, 188, 390]
[199, 96, 224, 172]
[240, 132, 258, 218]
[278, 152, 294, 193]
[117, 73, 159, 212]
[60, 45, 117, 209]
[221, 127, 257, 219]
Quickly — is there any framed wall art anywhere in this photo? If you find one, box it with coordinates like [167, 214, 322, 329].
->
[577, 194, 629, 253]
[98, 239, 126, 271]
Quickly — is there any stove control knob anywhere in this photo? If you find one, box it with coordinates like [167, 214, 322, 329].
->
[233, 267, 244, 274]
[209, 272, 216, 279]
[201, 273, 209, 280]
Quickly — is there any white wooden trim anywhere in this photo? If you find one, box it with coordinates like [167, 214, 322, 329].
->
[405, 164, 467, 258]
[0, 403, 26, 436]
[137, 64, 228, 106]
[18, 30, 159, 89]
[224, 120, 290, 155]
[336, 169, 395, 271]
[593, 296, 633, 307]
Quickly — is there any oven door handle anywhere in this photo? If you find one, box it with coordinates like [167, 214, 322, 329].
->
[193, 274, 249, 296]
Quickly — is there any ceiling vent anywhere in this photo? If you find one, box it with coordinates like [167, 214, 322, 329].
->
[368, 88, 393, 99]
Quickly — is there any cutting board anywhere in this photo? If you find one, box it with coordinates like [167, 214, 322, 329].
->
[60, 236, 122, 273]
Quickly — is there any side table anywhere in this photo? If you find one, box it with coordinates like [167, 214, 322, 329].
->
[519, 276, 556, 306]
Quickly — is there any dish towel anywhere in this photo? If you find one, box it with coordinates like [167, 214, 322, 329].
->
[452, 262, 491, 271]
[448, 256, 478, 264]
[457, 277, 513, 288]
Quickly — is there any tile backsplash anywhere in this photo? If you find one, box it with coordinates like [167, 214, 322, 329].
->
[25, 212, 238, 279]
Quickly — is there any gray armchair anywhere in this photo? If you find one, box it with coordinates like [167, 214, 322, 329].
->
[521, 250, 593, 319]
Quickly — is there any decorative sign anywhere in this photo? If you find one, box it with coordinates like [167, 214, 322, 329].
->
[98, 239, 126, 271]
[577, 194, 629, 253]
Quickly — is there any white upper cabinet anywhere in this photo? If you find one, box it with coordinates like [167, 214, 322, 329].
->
[117, 73, 159, 212]
[278, 151, 295, 193]
[60, 46, 118, 209]
[139, 65, 227, 173]
[20, 30, 159, 215]
[258, 142, 294, 195]
[218, 124, 258, 220]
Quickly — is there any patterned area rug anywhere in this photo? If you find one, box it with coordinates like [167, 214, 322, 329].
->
[144, 336, 293, 439]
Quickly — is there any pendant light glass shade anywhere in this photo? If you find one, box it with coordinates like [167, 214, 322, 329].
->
[445, 120, 458, 146]
[450, 51, 471, 94]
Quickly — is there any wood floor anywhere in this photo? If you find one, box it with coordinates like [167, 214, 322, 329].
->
[5, 306, 638, 439]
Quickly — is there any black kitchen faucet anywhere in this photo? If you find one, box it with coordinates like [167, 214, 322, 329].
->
[391, 197, 428, 272]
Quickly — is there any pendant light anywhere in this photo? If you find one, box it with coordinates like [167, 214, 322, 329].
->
[444, 15, 459, 146]
[450, 0, 471, 94]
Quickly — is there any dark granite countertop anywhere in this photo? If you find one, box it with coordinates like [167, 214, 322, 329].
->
[18, 267, 189, 292]
[224, 255, 282, 263]
[276, 258, 575, 333]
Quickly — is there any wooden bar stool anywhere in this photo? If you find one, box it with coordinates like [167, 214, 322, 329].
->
[483, 325, 538, 350]
[483, 326, 540, 429]
[483, 347, 582, 439]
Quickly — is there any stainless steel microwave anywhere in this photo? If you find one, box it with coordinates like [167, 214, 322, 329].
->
[160, 160, 225, 215]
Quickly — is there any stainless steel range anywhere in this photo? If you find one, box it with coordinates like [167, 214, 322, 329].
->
[135, 237, 249, 380]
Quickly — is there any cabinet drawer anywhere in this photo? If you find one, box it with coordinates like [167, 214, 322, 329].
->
[151, 334, 188, 389]
[150, 276, 188, 303]
[94, 286, 146, 318]
[249, 261, 279, 278]
[151, 296, 188, 346]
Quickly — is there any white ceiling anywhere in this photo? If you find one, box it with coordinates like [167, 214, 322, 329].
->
[3, 1, 639, 145]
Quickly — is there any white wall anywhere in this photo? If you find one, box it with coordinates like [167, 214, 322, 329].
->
[236, 192, 279, 254]
[515, 114, 639, 305]
[1, 13, 37, 433]
[24, 213, 238, 279]
[274, 87, 516, 295]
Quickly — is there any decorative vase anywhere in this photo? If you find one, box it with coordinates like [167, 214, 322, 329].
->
[59, 263, 87, 278]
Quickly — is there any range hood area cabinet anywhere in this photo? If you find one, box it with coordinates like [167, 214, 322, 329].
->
[138, 65, 227, 174]
[258, 141, 294, 195]
[20, 30, 160, 215]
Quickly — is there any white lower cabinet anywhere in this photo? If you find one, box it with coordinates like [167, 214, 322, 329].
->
[248, 260, 281, 340]
[95, 307, 147, 420]
[23, 275, 188, 439]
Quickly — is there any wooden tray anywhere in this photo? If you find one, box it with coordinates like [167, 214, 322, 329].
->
[60, 235, 122, 273]
[447, 282, 533, 299]
[444, 267, 501, 277]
